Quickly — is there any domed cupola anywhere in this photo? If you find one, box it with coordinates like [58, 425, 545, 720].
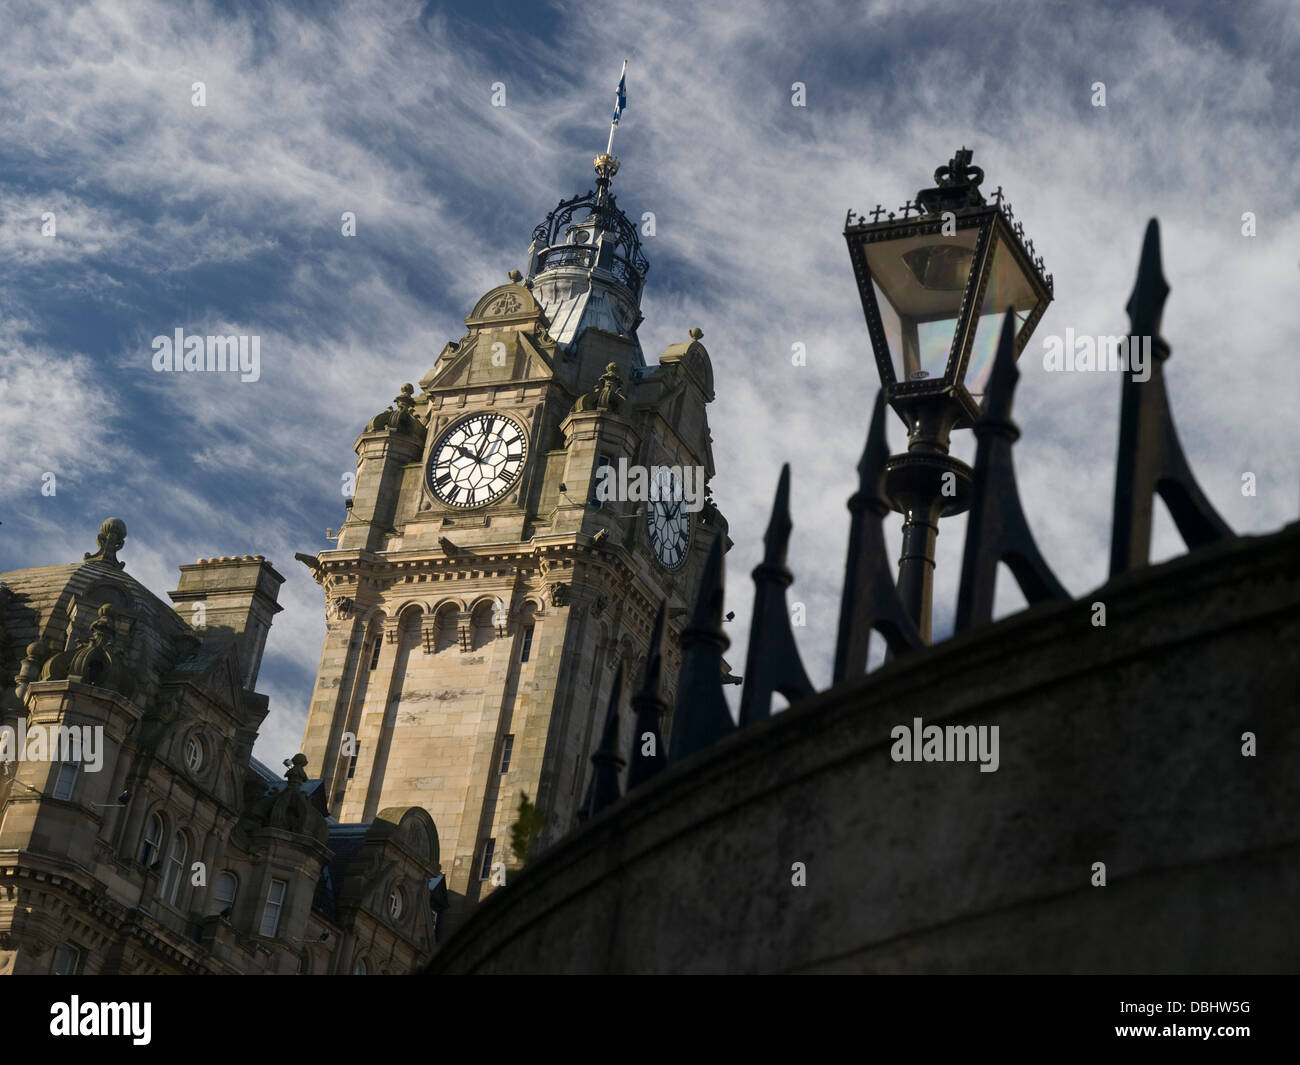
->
[524, 66, 649, 358]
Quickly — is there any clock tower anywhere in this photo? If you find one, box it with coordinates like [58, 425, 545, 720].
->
[297, 152, 728, 921]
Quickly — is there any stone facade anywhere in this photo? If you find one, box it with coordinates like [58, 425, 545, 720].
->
[0, 524, 443, 975]
[298, 184, 729, 927]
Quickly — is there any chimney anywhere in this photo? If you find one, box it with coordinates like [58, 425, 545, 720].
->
[169, 555, 284, 690]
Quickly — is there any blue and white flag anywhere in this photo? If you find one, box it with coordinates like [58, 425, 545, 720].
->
[612, 64, 627, 126]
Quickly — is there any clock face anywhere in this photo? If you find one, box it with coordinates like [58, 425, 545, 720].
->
[646, 466, 691, 571]
[428, 413, 528, 508]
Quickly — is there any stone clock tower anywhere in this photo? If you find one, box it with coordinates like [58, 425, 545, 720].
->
[298, 154, 728, 920]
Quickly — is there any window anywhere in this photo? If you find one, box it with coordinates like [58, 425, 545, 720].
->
[140, 813, 163, 867]
[347, 747, 360, 780]
[388, 886, 403, 919]
[520, 626, 534, 663]
[185, 735, 203, 773]
[162, 831, 188, 905]
[353, 957, 367, 976]
[499, 734, 514, 775]
[212, 871, 238, 915]
[52, 944, 81, 975]
[52, 760, 80, 800]
[260, 878, 287, 937]
[368, 638, 382, 670]
[297, 950, 311, 975]
[478, 838, 495, 881]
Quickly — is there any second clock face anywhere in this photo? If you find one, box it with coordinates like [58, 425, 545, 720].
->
[646, 466, 691, 570]
[428, 413, 528, 508]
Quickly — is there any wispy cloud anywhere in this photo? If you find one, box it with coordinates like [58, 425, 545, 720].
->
[1, 0, 1295, 759]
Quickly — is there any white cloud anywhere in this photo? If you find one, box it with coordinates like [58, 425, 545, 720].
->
[0, 0, 1295, 750]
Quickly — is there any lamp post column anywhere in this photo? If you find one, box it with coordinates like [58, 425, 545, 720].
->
[883, 401, 971, 643]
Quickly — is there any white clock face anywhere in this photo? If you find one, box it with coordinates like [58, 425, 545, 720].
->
[428, 413, 528, 508]
[646, 466, 691, 570]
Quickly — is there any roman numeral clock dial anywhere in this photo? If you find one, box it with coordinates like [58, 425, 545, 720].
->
[428, 413, 528, 508]
[647, 466, 691, 571]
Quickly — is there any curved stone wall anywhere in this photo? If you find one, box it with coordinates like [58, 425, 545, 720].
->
[429, 524, 1300, 973]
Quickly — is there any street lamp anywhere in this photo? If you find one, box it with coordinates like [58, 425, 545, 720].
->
[844, 147, 1053, 640]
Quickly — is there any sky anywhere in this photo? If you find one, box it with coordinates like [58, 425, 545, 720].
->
[1, 0, 1296, 767]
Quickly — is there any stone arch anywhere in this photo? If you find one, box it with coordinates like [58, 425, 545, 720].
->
[395, 602, 424, 643]
[432, 602, 461, 654]
[85, 582, 129, 609]
[374, 805, 441, 870]
[469, 600, 497, 651]
[465, 283, 541, 326]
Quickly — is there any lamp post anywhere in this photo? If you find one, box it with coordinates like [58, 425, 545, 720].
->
[844, 148, 1053, 640]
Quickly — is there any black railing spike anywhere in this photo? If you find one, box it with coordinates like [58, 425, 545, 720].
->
[764, 462, 794, 565]
[578, 660, 625, 821]
[1109, 219, 1232, 576]
[739, 465, 814, 726]
[833, 391, 923, 683]
[1126, 217, 1170, 338]
[627, 601, 668, 790]
[956, 309, 1070, 631]
[668, 536, 735, 763]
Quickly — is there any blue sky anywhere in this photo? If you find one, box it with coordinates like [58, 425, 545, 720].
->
[1, 0, 1297, 766]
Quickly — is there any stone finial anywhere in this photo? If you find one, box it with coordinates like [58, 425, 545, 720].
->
[394, 383, 416, 419]
[689, 327, 703, 341]
[84, 518, 127, 569]
[574, 362, 626, 413]
[507, 269, 523, 283]
[365, 383, 425, 439]
[285, 753, 309, 790]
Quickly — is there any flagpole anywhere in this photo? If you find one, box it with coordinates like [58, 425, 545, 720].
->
[605, 58, 628, 156]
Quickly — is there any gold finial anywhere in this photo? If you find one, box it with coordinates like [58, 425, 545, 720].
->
[594, 152, 620, 179]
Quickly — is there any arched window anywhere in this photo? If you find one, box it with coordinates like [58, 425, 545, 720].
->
[297, 950, 311, 975]
[52, 759, 80, 800]
[162, 831, 188, 905]
[260, 878, 287, 937]
[139, 812, 163, 867]
[388, 886, 404, 920]
[353, 957, 367, 976]
[212, 871, 238, 915]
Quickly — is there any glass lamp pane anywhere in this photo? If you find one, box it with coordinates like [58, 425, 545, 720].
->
[864, 228, 979, 385]
[963, 236, 1041, 401]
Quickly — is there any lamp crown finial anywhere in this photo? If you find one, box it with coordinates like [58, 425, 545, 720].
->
[916, 147, 986, 213]
[934, 147, 984, 191]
